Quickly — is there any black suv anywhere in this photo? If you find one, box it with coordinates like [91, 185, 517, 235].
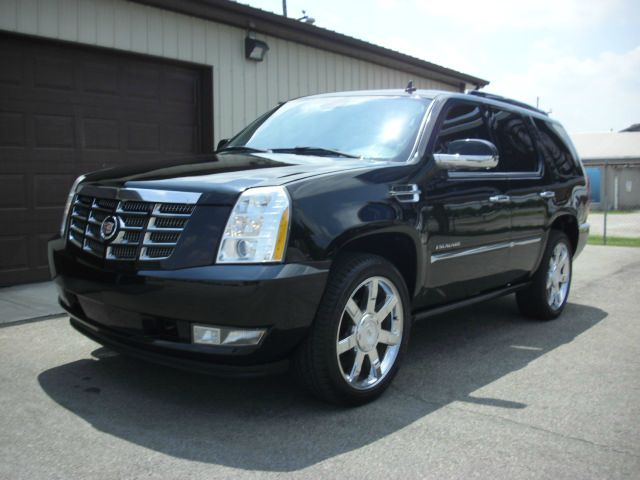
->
[49, 89, 590, 405]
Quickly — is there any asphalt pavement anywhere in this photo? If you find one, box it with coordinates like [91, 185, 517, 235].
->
[0, 245, 639, 479]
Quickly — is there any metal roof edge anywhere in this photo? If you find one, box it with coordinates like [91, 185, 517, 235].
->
[132, 0, 490, 90]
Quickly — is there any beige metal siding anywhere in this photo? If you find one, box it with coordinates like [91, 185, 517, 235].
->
[0, 0, 457, 142]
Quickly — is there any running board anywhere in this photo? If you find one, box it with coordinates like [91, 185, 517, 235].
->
[412, 283, 529, 322]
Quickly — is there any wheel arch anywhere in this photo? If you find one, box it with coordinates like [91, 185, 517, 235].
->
[549, 213, 579, 255]
[330, 226, 423, 299]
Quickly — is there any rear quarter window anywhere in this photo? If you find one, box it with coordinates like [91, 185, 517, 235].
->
[533, 119, 580, 180]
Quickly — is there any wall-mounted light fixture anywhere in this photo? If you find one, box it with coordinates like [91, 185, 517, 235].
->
[245, 35, 269, 61]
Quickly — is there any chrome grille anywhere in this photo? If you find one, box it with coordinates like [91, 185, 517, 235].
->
[122, 215, 146, 228]
[123, 231, 142, 242]
[152, 217, 188, 229]
[158, 203, 195, 215]
[121, 201, 153, 213]
[149, 231, 180, 243]
[141, 246, 175, 260]
[108, 245, 137, 260]
[67, 195, 196, 261]
[95, 198, 118, 210]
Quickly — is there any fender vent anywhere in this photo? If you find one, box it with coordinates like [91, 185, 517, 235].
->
[389, 184, 421, 203]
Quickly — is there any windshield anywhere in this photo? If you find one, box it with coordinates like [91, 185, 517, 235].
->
[224, 95, 430, 161]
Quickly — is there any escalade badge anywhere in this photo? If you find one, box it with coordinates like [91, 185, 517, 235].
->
[100, 216, 119, 242]
[435, 241, 461, 251]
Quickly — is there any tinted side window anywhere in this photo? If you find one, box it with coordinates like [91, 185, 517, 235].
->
[487, 108, 538, 172]
[433, 102, 492, 154]
[533, 119, 578, 179]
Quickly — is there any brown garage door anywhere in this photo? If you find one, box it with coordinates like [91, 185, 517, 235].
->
[0, 33, 212, 286]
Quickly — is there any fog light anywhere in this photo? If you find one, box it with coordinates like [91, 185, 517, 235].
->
[193, 325, 221, 345]
[192, 325, 266, 346]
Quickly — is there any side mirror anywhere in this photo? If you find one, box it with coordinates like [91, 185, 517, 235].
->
[216, 138, 229, 151]
[433, 139, 499, 170]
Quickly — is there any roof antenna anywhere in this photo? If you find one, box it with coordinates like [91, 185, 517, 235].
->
[405, 80, 416, 94]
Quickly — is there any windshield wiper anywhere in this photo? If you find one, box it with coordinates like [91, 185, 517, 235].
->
[217, 146, 270, 154]
[270, 147, 360, 158]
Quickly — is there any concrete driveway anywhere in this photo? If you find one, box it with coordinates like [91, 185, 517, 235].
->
[588, 211, 640, 238]
[1, 245, 639, 479]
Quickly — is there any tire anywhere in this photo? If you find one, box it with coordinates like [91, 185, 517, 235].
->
[516, 230, 572, 320]
[293, 253, 411, 406]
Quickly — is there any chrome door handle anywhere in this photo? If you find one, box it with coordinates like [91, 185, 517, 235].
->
[489, 195, 511, 203]
[539, 191, 556, 199]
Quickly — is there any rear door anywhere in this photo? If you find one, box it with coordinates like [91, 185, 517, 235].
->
[422, 100, 512, 307]
[485, 108, 548, 282]
[531, 118, 585, 206]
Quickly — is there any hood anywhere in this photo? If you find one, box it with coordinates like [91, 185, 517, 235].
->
[80, 153, 386, 205]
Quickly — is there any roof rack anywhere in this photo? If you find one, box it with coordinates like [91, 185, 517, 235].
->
[467, 91, 548, 116]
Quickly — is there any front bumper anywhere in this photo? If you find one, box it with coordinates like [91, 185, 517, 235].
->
[49, 239, 329, 375]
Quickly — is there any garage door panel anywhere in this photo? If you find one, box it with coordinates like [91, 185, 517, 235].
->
[0, 174, 29, 209]
[125, 64, 162, 100]
[13, 89, 83, 106]
[0, 100, 77, 156]
[124, 109, 195, 127]
[34, 174, 75, 208]
[34, 113, 76, 149]
[121, 102, 196, 119]
[80, 154, 128, 170]
[0, 236, 29, 272]
[82, 117, 120, 150]
[0, 208, 63, 225]
[163, 124, 197, 153]
[128, 122, 161, 151]
[164, 71, 198, 104]
[33, 56, 76, 92]
[0, 111, 26, 147]
[0, 33, 210, 285]
[80, 61, 119, 95]
[1, 149, 80, 173]
[28, 151, 79, 168]
[0, 51, 24, 86]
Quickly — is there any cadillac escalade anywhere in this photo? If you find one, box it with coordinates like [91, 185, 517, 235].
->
[49, 88, 590, 405]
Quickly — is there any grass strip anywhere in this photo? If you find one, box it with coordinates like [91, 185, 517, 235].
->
[588, 236, 640, 247]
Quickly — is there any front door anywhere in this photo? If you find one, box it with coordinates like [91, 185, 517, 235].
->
[420, 100, 512, 307]
[423, 173, 512, 306]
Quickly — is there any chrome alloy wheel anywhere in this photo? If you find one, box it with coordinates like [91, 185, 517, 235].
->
[546, 243, 571, 310]
[336, 276, 403, 390]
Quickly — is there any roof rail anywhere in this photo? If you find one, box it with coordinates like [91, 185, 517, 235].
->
[467, 91, 548, 116]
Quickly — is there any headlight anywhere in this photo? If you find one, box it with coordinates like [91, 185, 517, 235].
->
[217, 186, 290, 263]
[60, 175, 86, 237]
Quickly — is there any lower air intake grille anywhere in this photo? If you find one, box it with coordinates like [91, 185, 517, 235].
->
[66, 195, 196, 261]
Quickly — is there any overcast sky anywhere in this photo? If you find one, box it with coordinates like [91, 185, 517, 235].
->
[241, 0, 640, 133]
